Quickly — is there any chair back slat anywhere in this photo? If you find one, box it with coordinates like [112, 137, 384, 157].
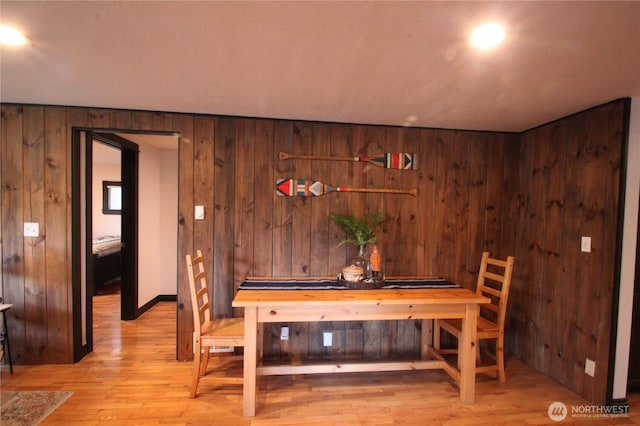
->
[485, 257, 508, 267]
[198, 304, 209, 317]
[481, 302, 499, 313]
[186, 250, 212, 338]
[195, 286, 208, 299]
[475, 252, 515, 329]
[484, 271, 505, 283]
[480, 286, 502, 298]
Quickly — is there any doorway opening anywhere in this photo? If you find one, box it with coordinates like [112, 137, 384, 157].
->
[72, 129, 179, 362]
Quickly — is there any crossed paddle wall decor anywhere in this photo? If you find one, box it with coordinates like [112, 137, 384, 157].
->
[275, 151, 418, 197]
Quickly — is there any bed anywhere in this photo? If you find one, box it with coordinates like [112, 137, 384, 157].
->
[92, 235, 122, 294]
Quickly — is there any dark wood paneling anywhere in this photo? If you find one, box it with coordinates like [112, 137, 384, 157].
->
[545, 122, 570, 385]
[109, 110, 131, 129]
[44, 107, 71, 363]
[468, 132, 488, 275]
[173, 113, 195, 361]
[23, 106, 46, 363]
[213, 118, 236, 318]
[1, 106, 26, 364]
[499, 134, 521, 260]
[417, 128, 439, 275]
[309, 122, 331, 277]
[252, 119, 277, 356]
[233, 119, 256, 317]
[563, 112, 589, 391]
[131, 111, 154, 130]
[0, 99, 628, 405]
[253, 120, 275, 278]
[192, 115, 214, 320]
[511, 100, 626, 404]
[272, 121, 293, 278]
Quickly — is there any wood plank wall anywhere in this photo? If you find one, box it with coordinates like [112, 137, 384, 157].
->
[0, 99, 627, 404]
[510, 99, 628, 404]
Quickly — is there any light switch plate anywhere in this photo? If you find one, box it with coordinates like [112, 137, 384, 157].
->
[194, 205, 205, 220]
[581, 236, 591, 253]
[585, 358, 595, 377]
[24, 222, 39, 237]
[280, 326, 289, 340]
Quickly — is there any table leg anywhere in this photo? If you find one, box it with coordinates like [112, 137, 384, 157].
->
[258, 323, 264, 363]
[242, 307, 258, 416]
[458, 303, 479, 404]
[420, 319, 433, 359]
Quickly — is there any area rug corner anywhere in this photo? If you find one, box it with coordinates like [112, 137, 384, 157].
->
[1, 390, 73, 426]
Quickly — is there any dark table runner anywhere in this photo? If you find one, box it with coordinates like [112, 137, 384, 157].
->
[239, 278, 459, 290]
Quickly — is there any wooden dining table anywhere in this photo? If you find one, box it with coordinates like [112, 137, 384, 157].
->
[232, 277, 489, 416]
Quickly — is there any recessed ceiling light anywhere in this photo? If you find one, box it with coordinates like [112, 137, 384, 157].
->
[470, 23, 505, 50]
[0, 25, 28, 46]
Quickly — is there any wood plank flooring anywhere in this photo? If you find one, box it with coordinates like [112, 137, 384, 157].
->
[1, 294, 638, 425]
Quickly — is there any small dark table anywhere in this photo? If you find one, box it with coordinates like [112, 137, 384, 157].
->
[0, 302, 13, 374]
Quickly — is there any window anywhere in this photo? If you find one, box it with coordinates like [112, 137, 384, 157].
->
[102, 181, 122, 214]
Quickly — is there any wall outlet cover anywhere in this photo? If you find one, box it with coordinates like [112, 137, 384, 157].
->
[323, 331, 333, 347]
[24, 222, 39, 237]
[280, 326, 289, 340]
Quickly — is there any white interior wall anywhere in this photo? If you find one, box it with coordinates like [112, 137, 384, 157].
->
[137, 140, 178, 307]
[138, 143, 162, 307]
[158, 149, 179, 295]
[613, 97, 640, 400]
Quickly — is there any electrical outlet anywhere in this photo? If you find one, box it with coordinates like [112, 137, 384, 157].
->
[581, 236, 591, 253]
[585, 358, 595, 377]
[323, 331, 333, 347]
[24, 222, 39, 237]
[280, 326, 289, 341]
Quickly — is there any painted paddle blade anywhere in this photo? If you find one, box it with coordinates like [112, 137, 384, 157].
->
[361, 153, 417, 170]
[276, 178, 328, 197]
[276, 178, 417, 197]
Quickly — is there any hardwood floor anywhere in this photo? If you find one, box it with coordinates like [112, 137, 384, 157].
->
[1, 294, 638, 425]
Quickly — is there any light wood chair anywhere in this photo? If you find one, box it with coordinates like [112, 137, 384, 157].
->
[186, 250, 244, 398]
[433, 252, 515, 382]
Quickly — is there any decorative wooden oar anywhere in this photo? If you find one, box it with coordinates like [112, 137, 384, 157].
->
[276, 178, 417, 197]
[279, 151, 418, 170]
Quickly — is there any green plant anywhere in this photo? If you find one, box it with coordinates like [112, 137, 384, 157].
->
[329, 212, 384, 249]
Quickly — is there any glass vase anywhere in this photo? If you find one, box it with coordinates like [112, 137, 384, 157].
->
[351, 245, 370, 277]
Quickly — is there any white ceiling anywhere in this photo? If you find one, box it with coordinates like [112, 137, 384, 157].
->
[93, 139, 121, 166]
[1, 1, 639, 132]
[93, 133, 178, 165]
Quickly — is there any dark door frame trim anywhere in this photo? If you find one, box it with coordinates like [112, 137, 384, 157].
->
[92, 133, 139, 321]
[71, 129, 92, 361]
[606, 98, 632, 404]
[72, 128, 175, 361]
